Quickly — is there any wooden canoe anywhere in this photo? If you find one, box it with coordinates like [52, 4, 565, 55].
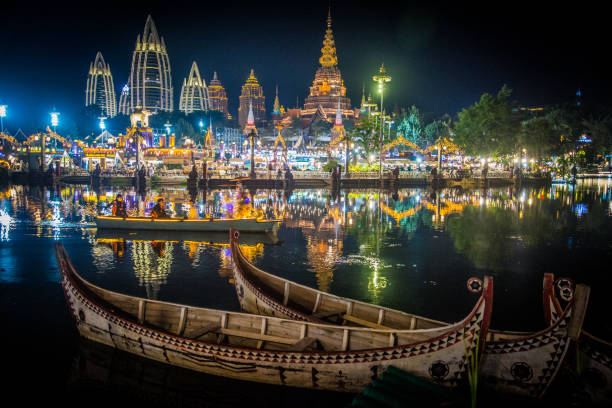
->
[95, 228, 280, 246]
[95, 215, 280, 233]
[229, 229, 589, 397]
[55, 242, 493, 393]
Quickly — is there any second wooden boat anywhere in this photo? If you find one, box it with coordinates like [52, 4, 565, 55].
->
[56, 242, 493, 393]
[95, 215, 280, 233]
[229, 229, 589, 398]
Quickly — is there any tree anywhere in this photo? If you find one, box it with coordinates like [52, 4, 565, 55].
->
[453, 85, 519, 158]
[310, 119, 332, 147]
[175, 118, 196, 141]
[396, 105, 424, 147]
[519, 116, 558, 162]
[582, 115, 612, 158]
[424, 119, 450, 147]
[348, 115, 377, 165]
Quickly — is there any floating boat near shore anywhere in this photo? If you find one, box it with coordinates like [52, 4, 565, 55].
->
[95, 228, 280, 246]
[95, 215, 280, 233]
[55, 242, 492, 393]
[229, 229, 589, 398]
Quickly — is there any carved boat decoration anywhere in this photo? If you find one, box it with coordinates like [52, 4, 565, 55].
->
[95, 215, 280, 233]
[56, 242, 493, 393]
[229, 229, 589, 397]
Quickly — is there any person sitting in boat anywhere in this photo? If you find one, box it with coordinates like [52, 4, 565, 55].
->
[111, 194, 128, 217]
[151, 198, 169, 218]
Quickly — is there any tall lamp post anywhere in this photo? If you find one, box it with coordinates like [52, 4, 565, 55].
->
[247, 129, 258, 179]
[50, 110, 60, 133]
[0, 105, 7, 133]
[373, 63, 391, 181]
[99, 117, 107, 145]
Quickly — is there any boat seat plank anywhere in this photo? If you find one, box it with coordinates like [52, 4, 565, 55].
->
[219, 328, 297, 345]
[342, 314, 393, 330]
[191, 323, 221, 340]
[288, 337, 318, 351]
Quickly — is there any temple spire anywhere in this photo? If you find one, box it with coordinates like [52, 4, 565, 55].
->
[273, 85, 280, 113]
[319, 9, 338, 68]
[247, 101, 255, 126]
[335, 99, 342, 126]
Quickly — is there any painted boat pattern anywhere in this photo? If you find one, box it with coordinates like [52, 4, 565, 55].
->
[229, 229, 578, 398]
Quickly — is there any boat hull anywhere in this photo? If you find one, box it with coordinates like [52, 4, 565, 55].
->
[56, 243, 491, 393]
[229, 230, 583, 398]
[95, 216, 280, 233]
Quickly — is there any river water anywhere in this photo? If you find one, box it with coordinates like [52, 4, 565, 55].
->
[1, 180, 610, 407]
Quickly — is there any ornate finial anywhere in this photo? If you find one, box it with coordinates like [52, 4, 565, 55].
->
[327, 3, 332, 27]
[250, 68, 255, 77]
[319, 9, 338, 68]
[213, 71, 218, 81]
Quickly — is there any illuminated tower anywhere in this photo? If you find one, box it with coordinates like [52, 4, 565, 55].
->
[118, 81, 131, 115]
[208, 71, 229, 118]
[179, 61, 209, 113]
[238, 69, 266, 127]
[126, 15, 173, 114]
[243, 101, 258, 135]
[85, 52, 117, 117]
[302, 9, 353, 123]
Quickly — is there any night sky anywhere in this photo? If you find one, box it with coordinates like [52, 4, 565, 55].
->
[0, 1, 608, 132]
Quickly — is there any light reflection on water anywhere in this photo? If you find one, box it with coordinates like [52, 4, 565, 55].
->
[0, 180, 610, 333]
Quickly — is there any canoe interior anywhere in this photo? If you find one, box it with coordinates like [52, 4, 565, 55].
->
[232, 231, 452, 331]
[57, 244, 474, 354]
[231, 230, 573, 342]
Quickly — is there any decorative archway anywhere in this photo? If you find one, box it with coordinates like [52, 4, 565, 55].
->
[382, 134, 423, 153]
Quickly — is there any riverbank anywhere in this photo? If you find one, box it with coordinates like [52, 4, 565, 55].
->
[3, 170, 551, 189]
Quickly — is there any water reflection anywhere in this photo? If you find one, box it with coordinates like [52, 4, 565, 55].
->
[1, 181, 611, 332]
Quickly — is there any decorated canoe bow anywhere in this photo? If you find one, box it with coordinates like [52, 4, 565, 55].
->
[229, 229, 590, 398]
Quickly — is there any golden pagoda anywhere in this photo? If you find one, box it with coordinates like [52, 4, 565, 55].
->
[301, 9, 353, 123]
[238, 69, 266, 127]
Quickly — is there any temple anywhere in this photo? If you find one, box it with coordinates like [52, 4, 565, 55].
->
[208, 71, 229, 118]
[85, 52, 117, 117]
[301, 10, 353, 123]
[179, 61, 209, 114]
[238, 69, 266, 127]
[125, 15, 173, 114]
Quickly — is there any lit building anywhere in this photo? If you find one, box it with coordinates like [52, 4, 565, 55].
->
[125, 15, 173, 114]
[208, 71, 229, 118]
[179, 61, 209, 114]
[238, 69, 266, 127]
[301, 10, 353, 123]
[85, 52, 117, 117]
